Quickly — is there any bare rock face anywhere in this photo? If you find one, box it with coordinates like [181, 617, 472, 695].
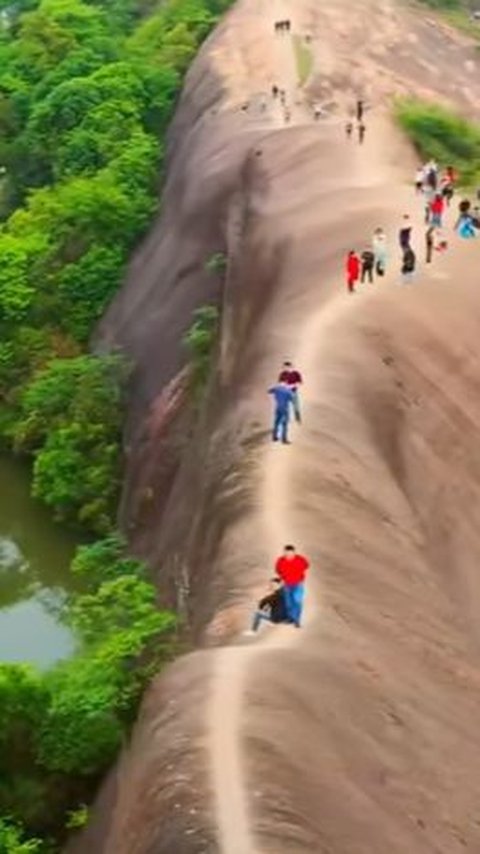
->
[77, 0, 480, 851]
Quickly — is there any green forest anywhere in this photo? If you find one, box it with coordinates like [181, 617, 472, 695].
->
[0, 0, 230, 848]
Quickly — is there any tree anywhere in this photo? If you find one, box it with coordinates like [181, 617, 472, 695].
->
[0, 820, 43, 853]
[70, 535, 146, 590]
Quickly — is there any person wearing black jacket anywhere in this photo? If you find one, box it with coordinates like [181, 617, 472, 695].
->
[361, 248, 375, 283]
[401, 246, 416, 283]
[248, 578, 287, 633]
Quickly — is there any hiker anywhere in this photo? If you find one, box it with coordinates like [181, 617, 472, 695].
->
[426, 225, 435, 263]
[414, 166, 424, 194]
[401, 246, 416, 284]
[278, 361, 303, 423]
[356, 99, 364, 122]
[372, 227, 387, 276]
[360, 246, 375, 283]
[268, 380, 294, 444]
[424, 186, 434, 224]
[272, 84, 279, 98]
[280, 89, 286, 105]
[358, 122, 366, 144]
[313, 104, 322, 121]
[455, 199, 477, 238]
[246, 578, 287, 634]
[440, 169, 455, 206]
[425, 159, 438, 192]
[430, 193, 444, 228]
[275, 544, 310, 628]
[345, 121, 353, 140]
[346, 250, 360, 293]
[399, 215, 412, 251]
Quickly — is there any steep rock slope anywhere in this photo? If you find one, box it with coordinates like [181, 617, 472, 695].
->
[77, 0, 480, 851]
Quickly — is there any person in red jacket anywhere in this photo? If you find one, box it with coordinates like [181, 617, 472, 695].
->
[430, 193, 444, 227]
[275, 544, 310, 627]
[346, 250, 360, 293]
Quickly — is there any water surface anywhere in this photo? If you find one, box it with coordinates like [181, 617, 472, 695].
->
[0, 455, 78, 667]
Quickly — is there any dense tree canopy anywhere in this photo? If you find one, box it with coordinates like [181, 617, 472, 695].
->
[0, 0, 229, 846]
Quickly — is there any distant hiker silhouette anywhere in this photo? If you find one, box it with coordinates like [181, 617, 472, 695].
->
[373, 227, 387, 276]
[426, 225, 435, 264]
[399, 215, 412, 251]
[345, 121, 353, 140]
[401, 246, 416, 284]
[358, 122, 366, 144]
[346, 250, 360, 293]
[360, 247, 375, 283]
[430, 193, 444, 228]
[356, 99, 364, 121]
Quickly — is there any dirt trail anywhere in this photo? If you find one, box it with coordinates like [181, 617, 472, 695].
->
[208, 27, 406, 845]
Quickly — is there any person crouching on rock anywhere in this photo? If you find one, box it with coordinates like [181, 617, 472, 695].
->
[275, 544, 310, 628]
[346, 249, 360, 293]
[245, 578, 287, 634]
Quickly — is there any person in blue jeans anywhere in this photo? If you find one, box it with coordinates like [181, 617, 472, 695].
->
[275, 544, 310, 627]
[268, 381, 294, 444]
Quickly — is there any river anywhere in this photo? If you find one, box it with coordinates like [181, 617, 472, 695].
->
[0, 455, 78, 668]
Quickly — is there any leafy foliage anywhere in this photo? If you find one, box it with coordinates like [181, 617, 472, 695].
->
[0, 819, 43, 853]
[395, 98, 480, 185]
[183, 304, 219, 398]
[14, 355, 128, 532]
[0, 0, 226, 844]
[0, 546, 176, 841]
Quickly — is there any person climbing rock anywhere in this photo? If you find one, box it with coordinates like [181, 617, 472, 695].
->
[346, 250, 360, 293]
[268, 380, 294, 444]
[278, 361, 303, 423]
[275, 545, 310, 628]
[372, 227, 387, 276]
[361, 247, 375, 283]
[245, 578, 287, 635]
[401, 246, 416, 284]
